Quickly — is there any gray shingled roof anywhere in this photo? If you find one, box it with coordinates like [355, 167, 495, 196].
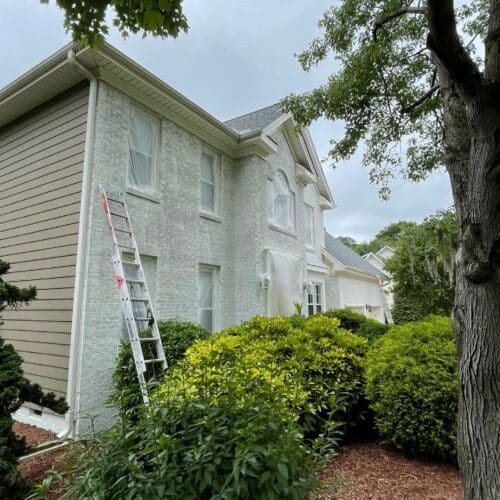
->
[224, 103, 283, 134]
[324, 231, 388, 278]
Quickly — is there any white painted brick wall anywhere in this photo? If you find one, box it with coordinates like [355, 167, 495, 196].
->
[76, 83, 330, 432]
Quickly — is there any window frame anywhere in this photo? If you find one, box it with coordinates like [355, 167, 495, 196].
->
[304, 204, 315, 248]
[305, 281, 324, 316]
[267, 170, 296, 233]
[127, 105, 160, 196]
[198, 264, 219, 332]
[199, 148, 221, 216]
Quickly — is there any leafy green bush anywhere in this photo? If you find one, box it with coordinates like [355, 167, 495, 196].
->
[365, 316, 458, 462]
[324, 308, 389, 342]
[112, 319, 210, 416]
[166, 315, 368, 442]
[52, 364, 315, 499]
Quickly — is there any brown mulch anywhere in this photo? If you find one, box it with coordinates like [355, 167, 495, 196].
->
[13, 421, 57, 447]
[315, 442, 463, 500]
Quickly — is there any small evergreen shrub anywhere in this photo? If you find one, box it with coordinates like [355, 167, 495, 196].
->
[365, 316, 458, 462]
[324, 308, 389, 342]
[112, 319, 210, 416]
[0, 260, 67, 499]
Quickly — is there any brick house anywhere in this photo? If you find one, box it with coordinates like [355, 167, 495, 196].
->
[0, 42, 385, 436]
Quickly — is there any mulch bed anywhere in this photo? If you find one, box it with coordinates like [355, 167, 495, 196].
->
[315, 442, 463, 500]
[13, 421, 57, 447]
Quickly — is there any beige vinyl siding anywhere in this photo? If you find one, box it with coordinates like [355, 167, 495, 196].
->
[0, 84, 88, 399]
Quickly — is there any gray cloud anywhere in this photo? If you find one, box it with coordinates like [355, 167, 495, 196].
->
[1, 0, 453, 240]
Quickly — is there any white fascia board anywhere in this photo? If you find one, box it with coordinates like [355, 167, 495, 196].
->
[321, 248, 347, 272]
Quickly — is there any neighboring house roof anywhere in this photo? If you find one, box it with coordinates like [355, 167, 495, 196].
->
[375, 245, 396, 260]
[362, 251, 387, 269]
[224, 103, 283, 134]
[324, 232, 389, 279]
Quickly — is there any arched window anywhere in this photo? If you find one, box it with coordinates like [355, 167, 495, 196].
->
[268, 171, 295, 230]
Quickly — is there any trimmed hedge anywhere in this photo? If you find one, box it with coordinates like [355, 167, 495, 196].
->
[365, 316, 458, 462]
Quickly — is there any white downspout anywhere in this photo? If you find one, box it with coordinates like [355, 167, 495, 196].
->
[62, 49, 97, 439]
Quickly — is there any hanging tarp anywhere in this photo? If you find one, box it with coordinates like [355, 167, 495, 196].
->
[266, 250, 304, 316]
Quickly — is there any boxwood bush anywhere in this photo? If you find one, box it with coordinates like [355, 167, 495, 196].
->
[365, 315, 458, 462]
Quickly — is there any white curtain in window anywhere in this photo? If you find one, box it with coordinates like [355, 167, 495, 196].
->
[129, 110, 157, 191]
[199, 269, 214, 331]
[200, 152, 215, 212]
[267, 250, 304, 316]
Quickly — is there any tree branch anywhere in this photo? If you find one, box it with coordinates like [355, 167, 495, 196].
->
[373, 7, 425, 41]
[401, 85, 440, 114]
[426, 0, 484, 99]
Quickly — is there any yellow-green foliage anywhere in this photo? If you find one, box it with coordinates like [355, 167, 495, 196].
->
[365, 315, 458, 462]
[158, 315, 368, 439]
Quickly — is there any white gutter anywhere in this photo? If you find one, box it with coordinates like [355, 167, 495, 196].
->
[63, 49, 97, 439]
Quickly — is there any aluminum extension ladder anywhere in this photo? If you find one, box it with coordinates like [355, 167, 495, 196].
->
[100, 185, 167, 404]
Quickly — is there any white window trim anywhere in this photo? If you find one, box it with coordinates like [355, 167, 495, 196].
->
[127, 105, 161, 197]
[305, 281, 325, 316]
[198, 264, 219, 332]
[199, 148, 222, 217]
[304, 203, 315, 250]
[267, 170, 296, 233]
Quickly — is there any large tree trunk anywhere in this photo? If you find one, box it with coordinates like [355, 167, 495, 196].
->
[444, 80, 500, 498]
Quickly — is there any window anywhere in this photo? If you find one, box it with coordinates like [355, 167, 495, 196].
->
[128, 108, 159, 192]
[198, 266, 218, 331]
[268, 171, 295, 231]
[306, 282, 324, 316]
[304, 204, 314, 247]
[200, 151, 218, 213]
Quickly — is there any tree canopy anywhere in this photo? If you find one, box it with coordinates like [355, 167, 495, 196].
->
[40, 0, 188, 47]
[282, 0, 489, 198]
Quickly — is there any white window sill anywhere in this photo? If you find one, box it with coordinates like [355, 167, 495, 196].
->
[306, 244, 315, 251]
[126, 187, 160, 204]
[199, 210, 222, 223]
[268, 223, 297, 238]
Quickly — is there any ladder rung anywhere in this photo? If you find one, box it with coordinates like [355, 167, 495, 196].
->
[144, 359, 163, 364]
[118, 244, 135, 250]
[139, 337, 157, 341]
[107, 197, 124, 205]
[115, 228, 132, 234]
[135, 317, 150, 321]
[126, 279, 145, 285]
[110, 211, 128, 219]
[130, 297, 149, 302]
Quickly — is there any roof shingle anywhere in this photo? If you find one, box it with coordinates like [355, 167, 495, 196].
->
[224, 103, 283, 134]
[324, 231, 388, 278]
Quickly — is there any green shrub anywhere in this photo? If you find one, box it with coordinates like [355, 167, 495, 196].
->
[168, 315, 368, 442]
[112, 319, 210, 416]
[365, 315, 458, 462]
[53, 364, 315, 499]
[324, 308, 389, 342]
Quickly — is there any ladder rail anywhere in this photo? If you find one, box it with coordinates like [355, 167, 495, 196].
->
[100, 186, 167, 404]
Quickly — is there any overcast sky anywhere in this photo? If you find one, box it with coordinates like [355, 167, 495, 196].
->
[1, 0, 453, 242]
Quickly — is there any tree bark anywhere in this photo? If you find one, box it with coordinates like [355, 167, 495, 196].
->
[441, 72, 500, 499]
